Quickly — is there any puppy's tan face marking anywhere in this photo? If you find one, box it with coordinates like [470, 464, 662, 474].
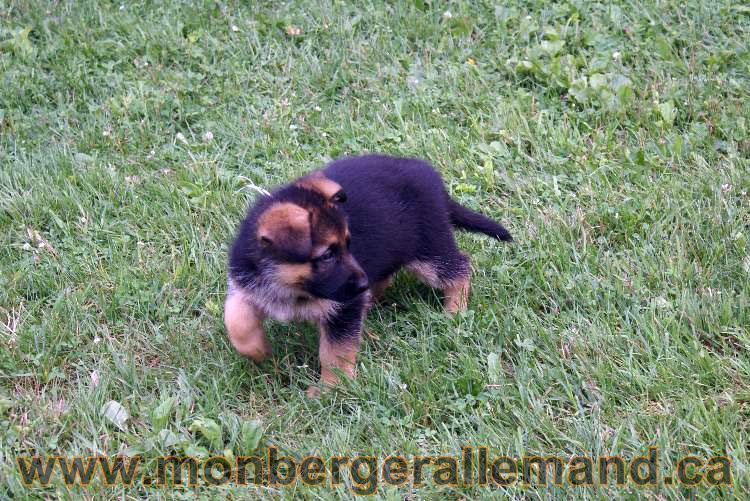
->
[296, 171, 346, 204]
[321, 231, 342, 248]
[275, 262, 313, 286]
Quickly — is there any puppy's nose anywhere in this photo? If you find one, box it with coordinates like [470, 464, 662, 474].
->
[353, 274, 369, 294]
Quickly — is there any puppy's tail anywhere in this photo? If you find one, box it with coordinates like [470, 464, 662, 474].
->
[447, 198, 513, 242]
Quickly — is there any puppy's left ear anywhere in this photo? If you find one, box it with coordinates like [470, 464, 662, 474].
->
[296, 171, 345, 204]
[256, 203, 312, 257]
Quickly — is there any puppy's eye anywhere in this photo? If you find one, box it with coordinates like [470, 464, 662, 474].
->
[317, 247, 335, 263]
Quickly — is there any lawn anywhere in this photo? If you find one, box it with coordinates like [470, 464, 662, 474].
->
[1, 0, 748, 498]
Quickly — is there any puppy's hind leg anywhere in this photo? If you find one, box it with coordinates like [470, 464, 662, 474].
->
[224, 291, 271, 362]
[408, 251, 471, 315]
[369, 274, 394, 305]
[442, 253, 471, 314]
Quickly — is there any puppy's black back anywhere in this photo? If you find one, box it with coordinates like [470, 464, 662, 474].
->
[324, 155, 457, 283]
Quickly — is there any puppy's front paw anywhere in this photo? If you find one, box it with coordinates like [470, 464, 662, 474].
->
[243, 342, 272, 363]
[305, 385, 324, 398]
[224, 294, 271, 361]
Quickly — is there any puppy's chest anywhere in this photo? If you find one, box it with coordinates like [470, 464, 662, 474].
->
[266, 294, 339, 322]
[229, 279, 338, 322]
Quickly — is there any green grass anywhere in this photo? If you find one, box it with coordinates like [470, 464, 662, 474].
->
[1, 0, 749, 498]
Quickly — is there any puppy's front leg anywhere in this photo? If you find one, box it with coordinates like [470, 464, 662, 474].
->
[307, 297, 366, 397]
[315, 327, 360, 392]
[224, 292, 271, 362]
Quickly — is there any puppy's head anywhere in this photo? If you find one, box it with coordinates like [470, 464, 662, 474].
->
[255, 177, 367, 303]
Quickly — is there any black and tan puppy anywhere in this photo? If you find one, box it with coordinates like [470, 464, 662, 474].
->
[225, 155, 512, 395]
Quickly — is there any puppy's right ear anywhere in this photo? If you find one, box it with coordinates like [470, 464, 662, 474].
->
[256, 203, 312, 257]
[331, 189, 347, 203]
[296, 171, 345, 204]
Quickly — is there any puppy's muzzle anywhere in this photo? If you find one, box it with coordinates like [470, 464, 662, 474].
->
[348, 273, 369, 296]
[343, 256, 369, 297]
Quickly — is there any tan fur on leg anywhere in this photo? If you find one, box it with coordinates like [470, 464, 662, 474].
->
[406, 261, 442, 288]
[408, 254, 472, 315]
[306, 325, 360, 397]
[224, 293, 271, 362]
[443, 274, 470, 314]
[370, 275, 393, 304]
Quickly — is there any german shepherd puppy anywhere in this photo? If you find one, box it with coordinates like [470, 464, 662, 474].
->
[224, 155, 512, 395]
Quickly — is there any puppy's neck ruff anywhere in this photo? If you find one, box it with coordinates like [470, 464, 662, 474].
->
[228, 275, 340, 323]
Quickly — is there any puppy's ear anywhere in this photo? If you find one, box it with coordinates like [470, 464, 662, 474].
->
[331, 189, 347, 203]
[296, 171, 345, 204]
[256, 203, 312, 258]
